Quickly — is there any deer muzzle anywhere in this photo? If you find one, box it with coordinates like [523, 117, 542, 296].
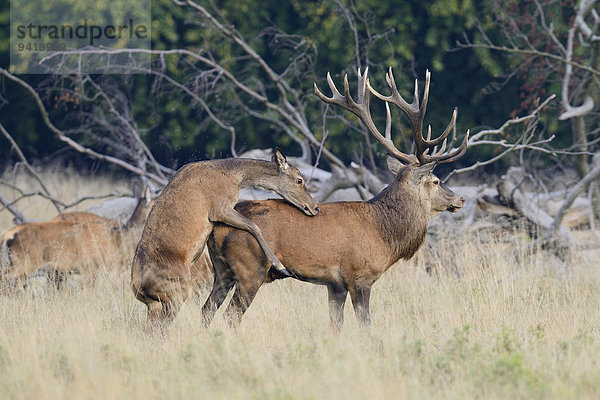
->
[447, 196, 465, 213]
[303, 204, 320, 216]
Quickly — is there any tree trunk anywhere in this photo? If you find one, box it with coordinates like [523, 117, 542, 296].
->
[573, 116, 589, 178]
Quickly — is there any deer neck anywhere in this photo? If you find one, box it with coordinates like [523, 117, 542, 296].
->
[236, 159, 280, 192]
[368, 180, 430, 261]
[122, 199, 147, 232]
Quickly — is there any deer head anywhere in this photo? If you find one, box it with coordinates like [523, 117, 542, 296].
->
[314, 67, 468, 216]
[123, 181, 154, 231]
[270, 148, 320, 216]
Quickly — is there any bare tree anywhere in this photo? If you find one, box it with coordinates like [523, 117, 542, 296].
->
[458, 0, 600, 229]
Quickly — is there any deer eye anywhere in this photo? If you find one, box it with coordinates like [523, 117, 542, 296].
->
[296, 178, 303, 185]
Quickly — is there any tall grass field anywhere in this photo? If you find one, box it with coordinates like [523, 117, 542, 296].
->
[1, 169, 600, 399]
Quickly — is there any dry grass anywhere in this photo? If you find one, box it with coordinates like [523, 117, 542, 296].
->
[2, 170, 600, 399]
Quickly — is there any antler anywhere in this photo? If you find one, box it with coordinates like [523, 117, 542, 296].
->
[368, 67, 469, 165]
[314, 67, 416, 165]
[314, 67, 468, 166]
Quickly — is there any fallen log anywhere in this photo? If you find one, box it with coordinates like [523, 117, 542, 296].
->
[497, 167, 573, 258]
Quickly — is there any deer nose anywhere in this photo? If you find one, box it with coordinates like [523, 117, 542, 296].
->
[304, 205, 319, 216]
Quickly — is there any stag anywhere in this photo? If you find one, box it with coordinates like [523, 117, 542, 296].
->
[130, 148, 319, 327]
[204, 68, 469, 330]
[0, 184, 153, 289]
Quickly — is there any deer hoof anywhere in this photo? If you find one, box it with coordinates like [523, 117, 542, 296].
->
[269, 264, 293, 279]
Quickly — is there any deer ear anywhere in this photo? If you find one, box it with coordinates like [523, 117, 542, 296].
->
[386, 154, 404, 175]
[143, 185, 152, 204]
[272, 147, 289, 170]
[131, 180, 142, 198]
[410, 163, 436, 184]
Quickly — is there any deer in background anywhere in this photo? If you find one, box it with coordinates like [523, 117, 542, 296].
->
[130, 148, 319, 327]
[0, 183, 153, 289]
[204, 68, 469, 330]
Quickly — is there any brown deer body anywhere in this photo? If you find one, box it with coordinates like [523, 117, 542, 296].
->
[130, 149, 319, 326]
[0, 186, 153, 289]
[203, 68, 469, 329]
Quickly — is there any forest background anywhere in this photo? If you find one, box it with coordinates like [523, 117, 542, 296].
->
[1, 0, 587, 179]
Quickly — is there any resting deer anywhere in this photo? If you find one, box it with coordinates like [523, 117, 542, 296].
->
[0, 184, 153, 289]
[130, 148, 319, 326]
[204, 68, 469, 330]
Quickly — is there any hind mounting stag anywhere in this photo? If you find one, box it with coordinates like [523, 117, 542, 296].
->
[130, 148, 319, 327]
[205, 68, 469, 330]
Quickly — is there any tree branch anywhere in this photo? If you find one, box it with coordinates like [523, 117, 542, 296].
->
[0, 122, 63, 214]
[445, 95, 557, 181]
[0, 192, 33, 224]
[40, 47, 347, 168]
[551, 161, 600, 234]
[0, 68, 168, 186]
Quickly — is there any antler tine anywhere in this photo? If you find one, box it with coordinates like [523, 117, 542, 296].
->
[314, 72, 343, 105]
[413, 76, 420, 109]
[428, 127, 448, 156]
[384, 102, 392, 141]
[315, 69, 416, 165]
[368, 66, 416, 113]
[357, 67, 370, 104]
[419, 107, 457, 154]
[419, 108, 467, 163]
[423, 126, 432, 156]
[433, 137, 448, 156]
[429, 129, 469, 164]
[343, 74, 353, 104]
[420, 70, 430, 122]
[327, 72, 342, 98]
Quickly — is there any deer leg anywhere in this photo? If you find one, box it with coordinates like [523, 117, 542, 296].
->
[222, 259, 266, 329]
[349, 285, 372, 326]
[146, 301, 163, 329]
[143, 278, 190, 331]
[201, 258, 235, 328]
[223, 284, 260, 329]
[327, 284, 348, 332]
[209, 207, 291, 277]
[146, 296, 183, 331]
